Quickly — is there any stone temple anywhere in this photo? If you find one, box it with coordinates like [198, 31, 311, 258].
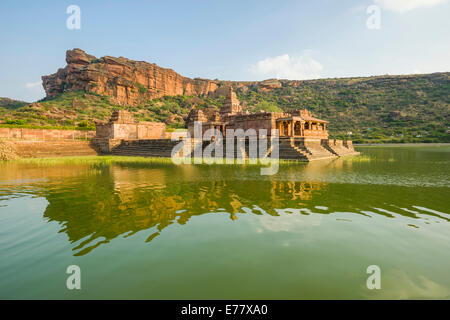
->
[94, 87, 358, 161]
[185, 87, 358, 160]
[187, 87, 329, 139]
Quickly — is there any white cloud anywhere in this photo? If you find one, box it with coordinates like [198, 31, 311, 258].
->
[362, 269, 450, 299]
[251, 52, 323, 80]
[25, 81, 41, 89]
[257, 209, 322, 232]
[372, 0, 448, 13]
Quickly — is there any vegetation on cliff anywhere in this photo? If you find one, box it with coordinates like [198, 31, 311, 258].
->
[0, 97, 29, 109]
[41, 48, 219, 106]
[236, 73, 450, 143]
[1, 72, 449, 143]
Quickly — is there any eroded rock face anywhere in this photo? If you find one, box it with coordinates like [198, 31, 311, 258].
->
[42, 49, 219, 106]
[260, 79, 282, 90]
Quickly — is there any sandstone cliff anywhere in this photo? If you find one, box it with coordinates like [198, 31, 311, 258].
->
[42, 49, 219, 106]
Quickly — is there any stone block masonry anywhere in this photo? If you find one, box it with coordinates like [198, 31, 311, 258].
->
[0, 127, 95, 140]
[95, 110, 167, 140]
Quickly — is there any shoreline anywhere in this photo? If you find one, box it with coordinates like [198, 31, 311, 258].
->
[1, 154, 369, 166]
[355, 142, 450, 146]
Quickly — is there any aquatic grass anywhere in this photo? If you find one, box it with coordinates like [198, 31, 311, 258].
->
[12, 156, 174, 167]
[9, 155, 310, 168]
[342, 155, 372, 163]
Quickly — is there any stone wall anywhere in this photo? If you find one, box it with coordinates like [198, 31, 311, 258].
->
[229, 113, 277, 135]
[0, 127, 95, 140]
[137, 123, 167, 139]
[96, 110, 167, 140]
[96, 122, 166, 140]
[91, 138, 122, 154]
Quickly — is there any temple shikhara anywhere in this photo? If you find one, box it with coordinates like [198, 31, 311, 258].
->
[94, 87, 358, 161]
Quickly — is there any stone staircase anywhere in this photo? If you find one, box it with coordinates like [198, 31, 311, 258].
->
[269, 138, 311, 160]
[110, 139, 182, 157]
[12, 140, 99, 158]
[266, 138, 338, 161]
[301, 140, 338, 160]
[323, 139, 359, 156]
[107, 137, 350, 161]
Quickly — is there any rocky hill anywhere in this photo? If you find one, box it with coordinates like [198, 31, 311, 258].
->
[1, 49, 449, 143]
[234, 73, 450, 142]
[42, 49, 218, 106]
[0, 97, 29, 109]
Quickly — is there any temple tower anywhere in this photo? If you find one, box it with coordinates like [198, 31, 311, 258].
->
[220, 87, 242, 115]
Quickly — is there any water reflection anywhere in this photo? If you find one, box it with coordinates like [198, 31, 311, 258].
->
[41, 165, 330, 256]
[0, 147, 449, 256]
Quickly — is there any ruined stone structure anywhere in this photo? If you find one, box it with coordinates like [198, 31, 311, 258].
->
[96, 110, 166, 140]
[93, 110, 170, 154]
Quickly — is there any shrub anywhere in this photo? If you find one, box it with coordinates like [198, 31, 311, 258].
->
[136, 83, 147, 94]
[5, 119, 27, 125]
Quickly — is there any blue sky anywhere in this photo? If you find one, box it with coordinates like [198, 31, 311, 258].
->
[1, 0, 449, 102]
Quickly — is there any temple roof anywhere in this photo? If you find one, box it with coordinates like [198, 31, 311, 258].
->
[276, 115, 327, 122]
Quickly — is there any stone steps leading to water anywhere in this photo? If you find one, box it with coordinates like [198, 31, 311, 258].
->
[101, 138, 357, 161]
[11, 140, 99, 158]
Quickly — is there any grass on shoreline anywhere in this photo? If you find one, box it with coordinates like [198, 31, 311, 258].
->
[10, 155, 313, 167]
[6, 153, 379, 168]
[13, 156, 174, 166]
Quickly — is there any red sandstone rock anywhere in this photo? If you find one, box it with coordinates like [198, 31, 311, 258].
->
[259, 79, 282, 90]
[42, 49, 219, 106]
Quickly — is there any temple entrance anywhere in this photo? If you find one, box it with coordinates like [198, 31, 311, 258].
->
[282, 122, 289, 136]
[294, 122, 301, 136]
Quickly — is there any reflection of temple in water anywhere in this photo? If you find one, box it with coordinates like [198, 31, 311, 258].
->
[270, 181, 325, 201]
[38, 164, 327, 255]
[5, 156, 444, 257]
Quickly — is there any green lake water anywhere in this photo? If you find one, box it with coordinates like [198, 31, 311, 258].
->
[0, 145, 449, 299]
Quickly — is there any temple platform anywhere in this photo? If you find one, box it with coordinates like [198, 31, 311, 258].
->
[93, 137, 359, 161]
